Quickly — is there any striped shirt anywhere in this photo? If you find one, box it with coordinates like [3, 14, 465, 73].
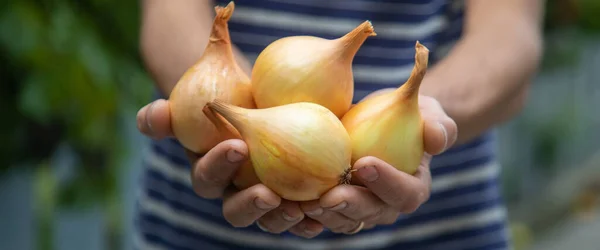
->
[134, 0, 510, 249]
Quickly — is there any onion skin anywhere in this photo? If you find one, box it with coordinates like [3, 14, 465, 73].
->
[341, 42, 430, 175]
[169, 1, 255, 155]
[206, 100, 353, 201]
[202, 106, 260, 189]
[250, 21, 376, 118]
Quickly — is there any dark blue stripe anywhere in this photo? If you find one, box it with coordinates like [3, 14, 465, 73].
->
[222, 0, 447, 22]
[138, 213, 271, 250]
[137, 210, 506, 250]
[429, 176, 499, 201]
[369, 222, 507, 250]
[398, 196, 502, 227]
[140, 233, 190, 250]
[151, 143, 190, 169]
[143, 166, 225, 207]
[236, 41, 432, 67]
[432, 154, 495, 177]
[364, 0, 439, 4]
[438, 131, 494, 155]
[466, 241, 510, 250]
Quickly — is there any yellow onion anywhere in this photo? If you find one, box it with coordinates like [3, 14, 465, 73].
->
[341, 42, 429, 175]
[250, 21, 377, 118]
[206, 100, 353, 201]
[169, 2, 255, 154]
[201, 106, 260, 189]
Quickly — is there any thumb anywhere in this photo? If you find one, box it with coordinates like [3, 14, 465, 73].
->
[137, 99, 174, 139]
[422, 117, 458, 155]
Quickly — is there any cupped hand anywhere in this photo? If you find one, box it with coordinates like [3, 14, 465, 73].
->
[300, 94, 458, 234]
[136, 99, 324, 238]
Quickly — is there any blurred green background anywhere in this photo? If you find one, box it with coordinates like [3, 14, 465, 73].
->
[1, 0, 599, 250]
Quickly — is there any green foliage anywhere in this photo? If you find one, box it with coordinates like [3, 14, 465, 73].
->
[0, 0, 152, 206]
[541, 0, 600, 71]
[0, 0, 152, 249]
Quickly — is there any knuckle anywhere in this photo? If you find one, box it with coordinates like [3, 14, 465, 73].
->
[400, 198, 422, 214]
[191, 183, 218, 199]
[386, 192, 407, 209]
[361, 206, 386, 223]
[380, 211, 400, 225]
[224, 209, 256, 228]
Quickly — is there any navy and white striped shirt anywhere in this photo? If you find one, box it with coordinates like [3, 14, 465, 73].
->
[134, 1, 510, 249]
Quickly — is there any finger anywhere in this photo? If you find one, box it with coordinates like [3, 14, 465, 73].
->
[256, 200, 304, 234]
[191, 139, 248, 199]
[320, 185, 400, 226]
[288, 218, 324, 239]
[300, 200, 361, 233]
[137, 99, 173, 139]
[419, 96, 458, 155]
[222, 184, 280, 228]
[353, 156, 432, 213]
[363, 223, 376, 231]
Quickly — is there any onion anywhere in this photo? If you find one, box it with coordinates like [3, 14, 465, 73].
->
[206, 100, 353, 201]
[341, 42, 430, 175]
[169, 2, 255, 154]
[250, 21, 376, 117]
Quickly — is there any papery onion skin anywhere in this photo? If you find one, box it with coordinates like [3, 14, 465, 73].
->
[202, 106, 261, 189]
[206, 100, 353, 201]
[169, 2, 255, 154]
[341, 41, 430, 175]
[250, 21, 376, 118]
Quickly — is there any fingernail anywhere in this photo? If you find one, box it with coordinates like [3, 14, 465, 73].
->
[227, 149, 245, 163]
[282, 211, 299, 222]
[358, 166, 379, 182]
[303, 229, 317, 236]
[328, 201, 347, 211]
[438, 122, 449, 152]
[254, 198, 276, 210]
[256, 221, 270, 232]
[305, 208, 323, 216]
[145, 101, 157, 134]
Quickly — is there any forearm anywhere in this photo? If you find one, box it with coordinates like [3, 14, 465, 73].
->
[139, 0, 252, 96]
[420, 0, 544, 144]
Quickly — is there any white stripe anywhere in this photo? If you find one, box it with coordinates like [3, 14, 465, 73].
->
[427, 229, 508, 250]
[353, 64, 414, 84]
[144, 156, 499, 221]
[419, 180, 500, 214]
[145, 177, 223, 217]
[231, 6, 448, 40]
[231, 31, 426, 59]
[139, 219, 231, 250]
[145, 149, 192, 186]
[432, 141, 493, 168]
[265, 0, 449, 15]
[431, 162, 500, 192]
[139, 192, 506, 249]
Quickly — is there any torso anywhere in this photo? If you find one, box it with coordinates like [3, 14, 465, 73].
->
[134, 1, 510, 249]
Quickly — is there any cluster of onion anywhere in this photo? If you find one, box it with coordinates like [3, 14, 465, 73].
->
[168, 1, 430, 202]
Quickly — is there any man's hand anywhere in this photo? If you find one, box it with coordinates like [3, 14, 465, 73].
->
[299, 94, 458, 233]
[136, 99, 324, 238]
